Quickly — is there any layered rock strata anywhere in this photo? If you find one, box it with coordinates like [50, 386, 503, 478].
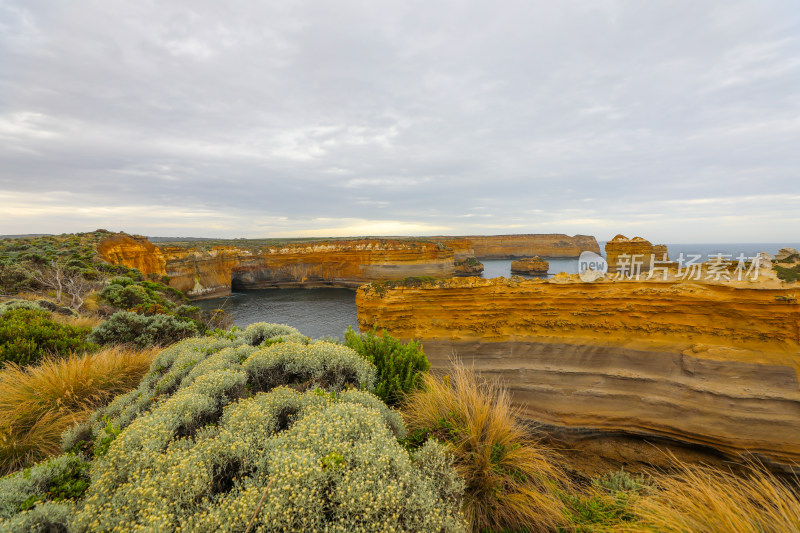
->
[510, 256, 549, 275]
[605, 235, 669, 273]
[356, 276, 800, 470]
[100, 237, 455, 298]
[454, 258, 484, 276]
[434, 234, 599, 260]
[96, 235, 167, 277]
[99, 233, 602, 298]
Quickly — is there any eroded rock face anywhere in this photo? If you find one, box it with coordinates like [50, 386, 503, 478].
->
[776, 248, 800, 261]
[99, 234, 602, 298]
[112, 239, 455, 298]
[97, 235, 167, 277]
[605, 235, 669, 273]
[510, 256, 549, 275]
[356, 276, 800, 470]
[433, 234, 600, 260]
[454, 257, 484, 276]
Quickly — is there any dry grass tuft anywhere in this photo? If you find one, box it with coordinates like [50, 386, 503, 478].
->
[0, 345, 158, 474]
[9, 292, 41, 302]
[403, 361, 567, 532]
[50, 313, 103, 329]
[631, 460, 800, 533]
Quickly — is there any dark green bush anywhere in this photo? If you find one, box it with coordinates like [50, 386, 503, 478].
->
[561, 469, 650, 529]
[774, 264, 800, 282]
[0, 308, 97, 367]
[344, 327, 430, 406]
[0, 453, 90, 522]
[99, 276, 186, 313]
[87, 311, 199, 349]
[0, 263, 36, 294]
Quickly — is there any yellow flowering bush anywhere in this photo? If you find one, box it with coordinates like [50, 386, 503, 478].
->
[4, 323, 465, 532]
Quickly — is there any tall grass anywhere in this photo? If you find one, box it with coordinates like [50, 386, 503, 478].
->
[631, 461, 800, 532]
[0, 346, 157, 474]
[50, 313, 103, 330]
[403, 362, 567, 532]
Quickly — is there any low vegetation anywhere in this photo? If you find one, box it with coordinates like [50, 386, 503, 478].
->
[1, 325, 466, 532]
[344, 326, 430, 406]
[0, 306, 98, 367]
[631, 461, 800, 532]
[0, 320, 798, 531]
[366, 276, 443, 296]
[403, 362, 567, 532]
[0, 346, 158, 474]
[774, 264, 800, 282]
[87, 310, 199, 348]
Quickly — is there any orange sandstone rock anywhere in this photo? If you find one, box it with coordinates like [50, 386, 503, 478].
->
[99, 233, 603, 298]
[356, 276, 800, 469]
[97, 235, 167, 277]
[510, 256, 549, 275]
[454, 257, 484, 276]
[435, 234, 599, 259]
[154, 239, 456, 298]
[605, 235, 669, 272]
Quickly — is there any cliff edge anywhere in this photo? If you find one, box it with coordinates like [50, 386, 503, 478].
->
[357, 275, 800, 470]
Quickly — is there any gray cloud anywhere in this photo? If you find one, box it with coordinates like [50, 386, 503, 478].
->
[1, 0, 798, 241]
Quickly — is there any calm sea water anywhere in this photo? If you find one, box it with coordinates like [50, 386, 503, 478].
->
[196, 288, 359, 341]
[197, 242, 800, 339]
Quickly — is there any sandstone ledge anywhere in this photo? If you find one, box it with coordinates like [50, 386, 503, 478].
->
[510, 256, 549, 275]
[357, 276, 800, 469]
[98, 233, 601, 298]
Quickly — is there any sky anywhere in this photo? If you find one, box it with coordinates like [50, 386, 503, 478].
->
[0, 1, 798, 242]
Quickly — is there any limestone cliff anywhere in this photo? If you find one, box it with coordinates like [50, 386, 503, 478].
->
[357, 276, 800, 469]
[99, 233, 602, 298]
[510, 256, 549, 275]
[96, 234, 167, 277]
[433, 234, 599, 260]
[605, 235, 669, 272]
[145, 239, 454, 298]
[454, 257, 484, 276]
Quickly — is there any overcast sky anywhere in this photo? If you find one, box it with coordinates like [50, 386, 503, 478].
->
[1, 1, 798, 242]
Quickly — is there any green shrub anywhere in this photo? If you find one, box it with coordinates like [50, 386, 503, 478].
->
[0, 453, 89, 521]
[71, 323, 377, 447]
[63, 328, 463, 532]
[87, 310, 199, 349]
[0, 501, 73, 533]
[0, 300, 46, 316]
[561, 491, 638, 529]
[0, 308, 97, 367]
[100, 282, 158, 309]
[561, 469, 650, 529]
[593, 468, 650, 494]
[73, 392, 463, 532]
[774, 264, 800, 282]
[4, 326, 466, 531]
[344, 327, 430, 406]
[0, 263, 35, 294]
[237, 322, 308, 346]
[99, 275, 187, 312]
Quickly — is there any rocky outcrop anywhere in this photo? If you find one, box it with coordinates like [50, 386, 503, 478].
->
[101, 238, 456, 298]
[357, 276, 800, 470]
[96, 235, 167, 277]
[510, 256, 549, 275]
[776, 248, 800, 262]
[431, 234, 599, 260]
[454, 257, 484, 276]
[605, 235, 669, 273]
[99, 233, 603, 298]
